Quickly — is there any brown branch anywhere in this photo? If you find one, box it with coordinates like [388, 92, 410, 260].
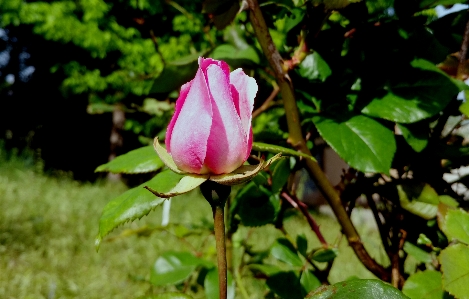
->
[366, 193, 390, 253]
[281, 191, 328, 247]
[247, 0, 390, 282]
[458, 16, 469, 80]
[252, 85, 279, 118]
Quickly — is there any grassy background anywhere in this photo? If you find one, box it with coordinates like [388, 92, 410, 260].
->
[0, 154, 386, 299]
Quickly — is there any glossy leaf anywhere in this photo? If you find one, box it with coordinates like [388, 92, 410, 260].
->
[150, 55, 199, 94]
[211, 44, 260, 66]
[297, 234, 308, 258]
[266, 271, 303, 299]
[397, 123, 429, 153]
[402, 271, 445, 299]
[440, 244, 469, 299]
[95, 146, 164, 174]
[397, 184, 439, 220]
[204, 267, 235, 299]
[96, 170, 183, 249]
[203, 0, 239, 30]
[300, 270, 321, 295]
[403, 242, 432, 264]
[311, 247, 339, 263]
[312, 114, 396, 174]
[271, 238, 303, 267]
[445, 209, 469, 244]
[271, 158, 291, 193]
[362, 67, 459, 123]
[234, 182, 280, 227]
[459, 101, 469, 118]
[298, 52, 332, 82]
[150, 251, 211, 286]
[252, 142, 316, 161]
[284, 8, 305, 32]
[306, 279, 409, 299]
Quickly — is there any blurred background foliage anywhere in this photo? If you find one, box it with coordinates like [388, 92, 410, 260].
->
[4, 0, 469, 298]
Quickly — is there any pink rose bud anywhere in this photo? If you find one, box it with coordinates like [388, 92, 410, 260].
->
[165, 57, 258, 174]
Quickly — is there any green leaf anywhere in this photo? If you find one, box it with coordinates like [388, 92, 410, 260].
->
[439, 195, 459, 208]
[204, 267, 235, 299]
[95, 146, 164, 174]
[210, 154, 282, 186]
[284, 8, 305, 32]
[445, 209, 469, 244]
[87, 102, 121, 114]
[403, 242, 432, 264]
[402, 271, 445, 299]
[271, 158, 291, 193]
[252, 142, 316, 161]
[234, 182, 280, 227]
[306, 279, 409, 299]
[271, 238, 303, 267]
[266, 271, 303, 299]
[211, 44, 260, 66]
[203, 0, 239, 30]
[460, 101, 469, 118]
[312, 114, 396, 174]
[297, 234, 308, 258]
[300, 270, 321, 295]
[298, 52, 332, 82]
[150, 55, 199, 94]
[419, 0, 465, 8]
[96, 170, 183, 249]
[440, 244, 469, 299]
[397, 184, 439, 220]
[397, 123, 429, 153]
[311, 247, 339, 263]
[150, 251, 211, 286]
[362, 67, 459, 123]
[248, 264, 283, 276]
[145, 174, 208, 198]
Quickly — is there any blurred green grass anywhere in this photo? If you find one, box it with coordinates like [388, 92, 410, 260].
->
[0, 155, 387, 299]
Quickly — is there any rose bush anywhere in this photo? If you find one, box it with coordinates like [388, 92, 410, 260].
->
[165, 57, 258, 175]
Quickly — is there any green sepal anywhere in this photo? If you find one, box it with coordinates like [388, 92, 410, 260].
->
[209, 153, 282, 186]
[145, 174, 208, 198]
[153, 138, 185, 174]
[252, 142, 316, 161]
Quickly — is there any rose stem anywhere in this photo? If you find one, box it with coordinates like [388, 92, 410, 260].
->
[200, 181, 231, 299]
[213, 201, 227, 299]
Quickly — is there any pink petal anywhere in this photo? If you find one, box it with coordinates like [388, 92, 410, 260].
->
[199, 57, 230, 81]
[168, 68, 213, 173]
[245, 128, 253, 162]
[166, 80, 192, 153]
[204, 64, 247, 174]
[229, 69, 258, 139]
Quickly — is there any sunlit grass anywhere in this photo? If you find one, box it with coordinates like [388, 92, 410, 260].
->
[0, 155, 385, 298]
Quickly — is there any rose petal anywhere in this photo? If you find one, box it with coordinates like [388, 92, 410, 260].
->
[230, 69, 258, 138]
[199, 57, 230, 80]
[168, 68, 213, 173]
[205, 64, 247, 174]
[166, 80, 192, 153]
